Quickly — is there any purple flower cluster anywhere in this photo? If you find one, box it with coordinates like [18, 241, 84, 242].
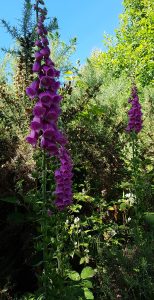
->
[126, 85, 143, 134]
[54, 147, 73, 210]
[26, 0, 73, 209]
[26, 1, 63, 156]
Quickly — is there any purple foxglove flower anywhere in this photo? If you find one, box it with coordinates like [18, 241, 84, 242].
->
[31, 116, 42, 130]
[39, 91, 53, 107]
[42, 121, 57, 131]
[40, 76, 53, 88]
[56, 131, 67, 145]
[126, 85, 143, 134]
[26, 0, 73, 209]
[40, 46, 50, 58]
[26, 80, 40, 99]
[26, 87, 37, 99]
[45, 107, 60, 121]
[41, 137, 56, 149]
[35, 40, 42, 47]
[48, 148, 59, 156]
[45, 58, 55, 67]
[42, 65, 55, 77]
[43, 127, 56, 140]
[41, 37, 49, 45]
[37, 21, 43, 28]
[37, 28, 44, 36]
[26, 129, 38, 146]
[35, 51, 44, 61]
[40, 136, 48, 148]
[54, 70, 60, 78]
[41, 137, 58, 155]
[52, 94, 62, 103]
[55, 170, 61, 179]
[54, 199, 64, 210]
[31, 79, 40, 90]
[43, 27, 48, 35]
[39, 15, 45, 22]
[33, 101, 46, 117]
[33, 61, 41, 73]
[53, 81, 60, 91]
[54, 146, 73, 209]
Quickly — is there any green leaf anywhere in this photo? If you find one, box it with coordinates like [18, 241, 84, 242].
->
[80, 257, 86, 265]
[84, 288, 94, 299]
[0, 196, 18, 204]
[82, 280, 93, 289]
[70, 204, 82, 212]
[68, 271, 80, 281]
[81, 267, 95, 279]
[119, 202, 127, 210]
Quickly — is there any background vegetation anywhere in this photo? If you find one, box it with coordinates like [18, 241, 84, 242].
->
[0, 0, 153, 299]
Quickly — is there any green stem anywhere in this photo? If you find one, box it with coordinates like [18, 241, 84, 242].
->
[35, 3, 48, 297]
[42, 150, 48, 298]
[132, 134, 136, 177]
[132, 133, 138, 207]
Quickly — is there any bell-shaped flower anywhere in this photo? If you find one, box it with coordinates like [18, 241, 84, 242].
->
[40, 76, 54, 88]
[54, 70, 60, 78]
[35, 51, 44, 61]
[126, 85, 143, 134]
[37, 28, 44, 36]
[41, 37, 49, 45]
[33, 101, 46, 117]
[35, 40, 42, 47]
[26, 129, 38, 146]
[26, 80, 40, 99]
[32, 61, 41, 73]
[26, 0, 73, 209]
[45, 106, 60, 121]
[45, 58, 55, 67]
[31, 116, 42, 130]
[39, 91, 53, 107]
[40, 46, 50, 58]
[42, 65, 55, 77]
[41, 137, 58, 155]
[52, 94, 62, 103]
[43, 126, 57, 140]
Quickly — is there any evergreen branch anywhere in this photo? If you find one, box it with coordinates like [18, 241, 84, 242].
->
[0, 19, 20, 40]
[47, 17, 58, 33]
[22, 0, 33, 37]
[1, 47, 19, 56]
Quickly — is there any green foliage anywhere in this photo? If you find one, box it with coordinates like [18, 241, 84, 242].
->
[91, 0, 154, 86]
[61, 61, 131, 197]
[50, 31, 77, 74]
[0, 0, 154, 299]
[80, 267, 95, 280]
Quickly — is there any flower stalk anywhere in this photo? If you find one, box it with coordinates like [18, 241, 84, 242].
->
[42, 150, 48, 296]
[25, 0, 73, 297]
[26, 0, 73, 209]
[126, 84, 143, 209]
